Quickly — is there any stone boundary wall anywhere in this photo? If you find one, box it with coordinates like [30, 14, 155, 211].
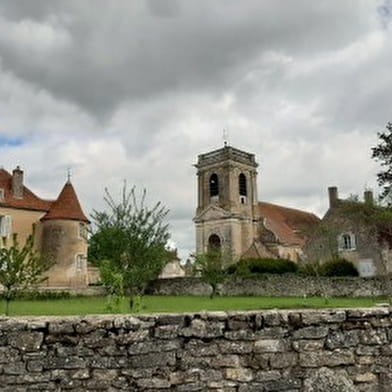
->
[148, 276, 389, 297]
[1, 308, 392, 390]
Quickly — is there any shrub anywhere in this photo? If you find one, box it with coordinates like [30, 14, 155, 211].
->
[320, 258, 359, 277]
[227, 258, 298, 275]
[0, 290, 72, 301]
[298, 262, 322, 276]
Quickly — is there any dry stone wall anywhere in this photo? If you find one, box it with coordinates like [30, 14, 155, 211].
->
[148, 276, 388, 297]
[1, 308, 392, 391]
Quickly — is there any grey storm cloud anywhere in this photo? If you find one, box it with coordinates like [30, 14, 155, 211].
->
[0, 1, 379, 117]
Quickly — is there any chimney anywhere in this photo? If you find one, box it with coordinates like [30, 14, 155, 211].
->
[364, 190, 374, 205]
[328, 186, 338, 208]
[12, 166, 24, 199]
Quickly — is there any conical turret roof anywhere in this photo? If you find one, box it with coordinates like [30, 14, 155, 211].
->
[41, 181, 90, 223]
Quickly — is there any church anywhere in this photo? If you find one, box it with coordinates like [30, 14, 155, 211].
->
[194, 145, 320, 263]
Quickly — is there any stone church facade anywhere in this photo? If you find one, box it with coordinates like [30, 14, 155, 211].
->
[194, 145, 320, 263]
[0, 166, 90, 287]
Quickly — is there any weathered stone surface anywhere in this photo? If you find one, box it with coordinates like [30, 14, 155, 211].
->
[303, 367, 356, 391]
[293, 326, 329, 339]
[0, 309, 390, 390]
[301, 310, 346, 325]
[299, 349, 355, 367]
[8, 331, 44, 352]
[325, 330, 359, 349]
[225, 367, 253, 382]
[254, 339, 286, 353]
[270, 352, 298, 368]
[292, 339, 324, 352]
[149, 276, 391, 298]
[355, 372, 377, 383]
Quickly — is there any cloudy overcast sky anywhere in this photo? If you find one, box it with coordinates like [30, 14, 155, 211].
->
[0, 0, 391, 259]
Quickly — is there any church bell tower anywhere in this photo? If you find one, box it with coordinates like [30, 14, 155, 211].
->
[193, 145, 261, 261]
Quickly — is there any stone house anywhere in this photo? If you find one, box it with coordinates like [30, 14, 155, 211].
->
[0, 166, 90, 287]
[194, 145, 320, 263]
[304, 186, 392, 277]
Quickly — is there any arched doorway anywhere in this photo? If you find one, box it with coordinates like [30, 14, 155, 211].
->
[208, 234, 221, 252]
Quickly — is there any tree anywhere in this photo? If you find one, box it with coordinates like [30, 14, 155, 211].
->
[0, 228, 51, 316]
[371, 122, 392, 204]
[89, 184, 171, 311]
[193, 251, 228, 298]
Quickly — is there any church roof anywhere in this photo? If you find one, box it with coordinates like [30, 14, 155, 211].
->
[259, 202, 320, 246]
[41, 181, 90, 223]
[0, 168, 53, 212]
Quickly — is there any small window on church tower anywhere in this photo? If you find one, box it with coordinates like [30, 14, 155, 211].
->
[239, 173, 247, 196]
[209, 174, 219, 197]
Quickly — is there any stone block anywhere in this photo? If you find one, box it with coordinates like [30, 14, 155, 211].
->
[292, 326, 329, 339]
[301, 310, 346, 325]
[359, 329, 388, 345]
[218, 340, 254, 354]
[292, 339, 324, 352]
[355, 372, 377, 383]
[225, 367, 253, 382]
[254, 339, 286, 353]
[325, 330, 359, 349]
[299, 349, 354, 367]
[136, 377, 171, 389]
[270, 352, 298, 368]
[8, 331, 44, 352]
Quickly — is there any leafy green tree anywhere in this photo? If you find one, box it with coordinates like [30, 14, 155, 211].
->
[371, 122, 392, 204]
[0, 228, 51, 315]
[193, 251, 228, 298]
[89, 184, 171, 311]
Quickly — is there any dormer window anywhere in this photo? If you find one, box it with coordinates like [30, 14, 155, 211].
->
[209, 174, 219, 197]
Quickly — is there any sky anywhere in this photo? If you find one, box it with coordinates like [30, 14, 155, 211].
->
[0, 0, 391, 261]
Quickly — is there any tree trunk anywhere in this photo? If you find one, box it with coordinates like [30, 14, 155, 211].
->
[5, 297, 11, 316]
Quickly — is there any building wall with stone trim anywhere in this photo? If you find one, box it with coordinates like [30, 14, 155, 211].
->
[0, 308, 391, 390]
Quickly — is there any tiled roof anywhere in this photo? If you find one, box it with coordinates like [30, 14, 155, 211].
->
[241, 241, 275, 259]
[41, 181, 90, 223]
[259, 202, 320, 246]
[0, 168, 53, 211]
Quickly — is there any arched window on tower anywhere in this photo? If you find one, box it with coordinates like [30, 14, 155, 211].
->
[239, 173, 247, 204]
[209, 173, 219, 197]
[208, 234, 221, 252]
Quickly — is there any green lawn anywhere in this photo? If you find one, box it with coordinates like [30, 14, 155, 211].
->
[0, 295, 385, 316]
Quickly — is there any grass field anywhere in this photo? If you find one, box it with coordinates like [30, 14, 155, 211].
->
[0, 295, 385, 316]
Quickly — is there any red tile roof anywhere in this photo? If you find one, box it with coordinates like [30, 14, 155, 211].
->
[259, 202, 320, 246]
[0, 168, 89, 223]
[41, 181, 90, 223]
[0, 168, 53, 211]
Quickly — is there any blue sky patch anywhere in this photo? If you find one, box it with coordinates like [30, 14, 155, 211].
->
[0, 136, 24, 148]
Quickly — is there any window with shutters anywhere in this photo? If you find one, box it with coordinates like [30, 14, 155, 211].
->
[76, 254, 85, 272]
[0, 215, 12, 238]
[78, 223, 88, 240]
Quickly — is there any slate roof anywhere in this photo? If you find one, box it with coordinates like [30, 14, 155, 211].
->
[259, 202, 320, 246]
